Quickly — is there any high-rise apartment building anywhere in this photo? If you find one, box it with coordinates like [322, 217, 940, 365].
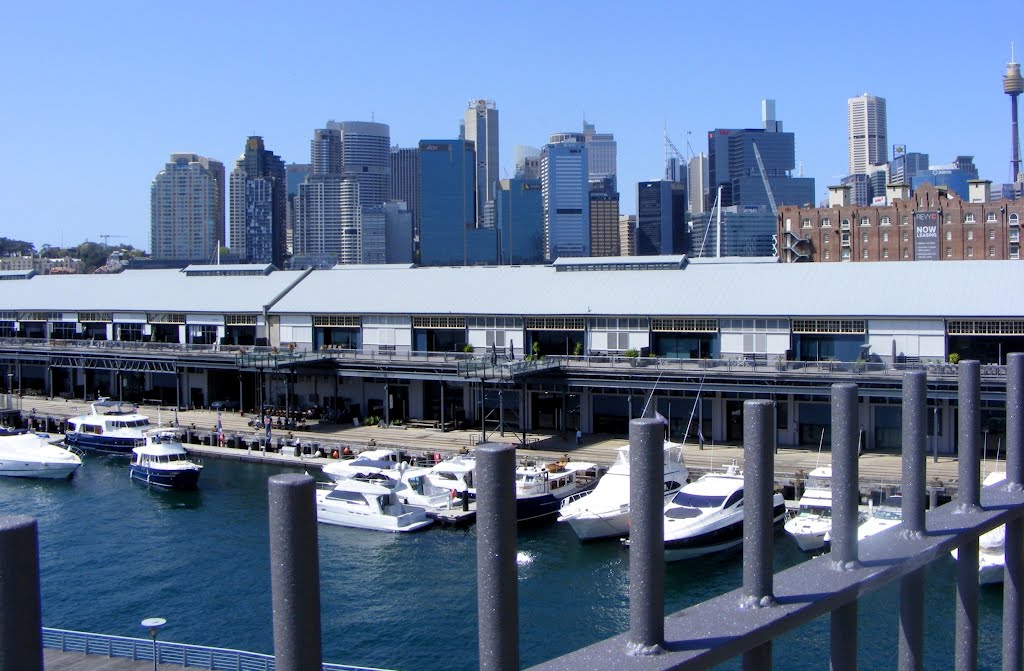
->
[150, 153, 225, 260]
[636, 181, 687, 255]
[229, 136, 286, 266]
[311, 128, 342, 175]
[327, 120, 391, 211]
[389, 147, 420, 238]
[463, 100, 499, 226]
[541, 138, 589, 261]
[619, 215, 636, 256]
[848, 94, 888, 176]
[589, 188, 621, 257]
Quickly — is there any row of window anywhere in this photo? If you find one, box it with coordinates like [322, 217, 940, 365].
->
[797, 212, 1020, 229]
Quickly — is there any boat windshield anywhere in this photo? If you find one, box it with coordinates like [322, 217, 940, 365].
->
[873, 508, 901, 520]
[806, 476, 832, 489]
[671, 491, 727, 508]
[798, 505, 832, 518]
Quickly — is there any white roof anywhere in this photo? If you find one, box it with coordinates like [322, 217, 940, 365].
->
[269, 260, 1024, 319]
[0, 268, 308, 313]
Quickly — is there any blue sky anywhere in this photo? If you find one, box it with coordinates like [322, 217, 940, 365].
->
[2, 1, 1023, 252]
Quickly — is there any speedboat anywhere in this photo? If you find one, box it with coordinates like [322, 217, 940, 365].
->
[322, 448, 404, 482]
[515, 459, 602, 524]
[0, 432, 83, 479]
[65, 398, 151, 455]
[661, 463, 786, 561]
[784, 466, 834, 551]
[129, 432, 202, 489]
[951, 471, 1007, 584]
[558, 440, 689, 541]
[315, 477, 433, 532]
[857, 495, 903, 541]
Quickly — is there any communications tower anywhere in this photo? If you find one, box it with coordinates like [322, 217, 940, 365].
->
[1005, 46, 1024, 182]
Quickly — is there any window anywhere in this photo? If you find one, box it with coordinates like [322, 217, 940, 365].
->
[903, 231, 910, 242]
[883, 248, 889, 258]
[880, 216, 891, 226]
[945, 230, 952, 241]
[902, 215, 910, 225]
[882, 232, 889, 243]
[946, 247, 953, 258]
[946, 214, 953, 224]
[967, 230, 974, 241]
[837, 218, 846, 229]
[862, 248, 869, 259]
[823, 217, 833, 227]
[823, 234, 829, 245]
[802, 218, 812, 228]
[989, 229, 996, 240]
[967, 246, 974, 257]
[1012, 213, 1020, 225]
[861, 233, 869, 244]
[823, 249, 830, 260]
[841, 231, 851, 245]
[990, 246, 996, 257]
[841, 248, 851, 261]
[987, 212, 997, 223]
[903, 248, 910, 259]
[785, 218, 792, 231]
[860, 216, 870, 226]
[965, 213, 976, 223]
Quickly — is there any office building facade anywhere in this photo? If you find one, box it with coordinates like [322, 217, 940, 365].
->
[229, 136, 286, 266]
[150, 153, 225, 261]
[495, 178, 544, 265]
[418, 139, 477, 266]
[636, 181, 688, 255]
[389, 147, 420, 239]
[541, 139, 589, 260]
[848, 94, 888, 176]
[463, 100, 499, 226]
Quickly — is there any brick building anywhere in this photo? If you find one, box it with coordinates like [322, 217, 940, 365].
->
[778, 182, 1024, 263]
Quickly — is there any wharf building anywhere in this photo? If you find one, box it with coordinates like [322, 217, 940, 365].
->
[150, 153, 226, 261]
[778, 182, 1024, 263]
[0, 257, 1019, 454]
[229, 137, 287, 267]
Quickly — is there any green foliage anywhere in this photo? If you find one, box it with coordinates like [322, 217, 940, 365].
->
[948, 352, 960, 364]
[625, 348, 640, 358]
[572, 341, 583, 356]
[0, 237, 35, 256]
[532, 341, 541, 358]
[462, 344, 475, 353]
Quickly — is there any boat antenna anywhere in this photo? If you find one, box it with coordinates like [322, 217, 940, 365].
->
[639, 372, 663, 418]
[682, 371, 707, 445]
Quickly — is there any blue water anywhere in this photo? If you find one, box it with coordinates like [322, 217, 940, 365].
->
[0, 455, 1008, 670]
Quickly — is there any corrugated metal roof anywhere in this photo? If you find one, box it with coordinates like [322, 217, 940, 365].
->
[269, 260, 1024, 319]
[0, 269, 309, 313]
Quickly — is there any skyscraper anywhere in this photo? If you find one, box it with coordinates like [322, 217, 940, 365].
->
[150, 153, 225, 260]
[463, 100, 499, 226]
[582, 120, 617, 191]
[418, 139, 480, 266]
[327, 120, 391, 211]
[293, 127, 361, 267]
[495, 178, 544, 265]
[285, 164, 310, 256]
[229, 136, 286, 266]
[687, 154, 709, 214]
[848, 94, 888, 176]
[389, 147, 420, 239]
[514, 145, 541, 179]
[311, 128, 342, 175]
[636, 181, 687, 255]
[541, 138, 589, 261]
[589, 188, 620, 257]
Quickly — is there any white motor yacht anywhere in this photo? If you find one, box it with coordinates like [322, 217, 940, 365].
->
[516, 460, 602, 523]
[0, 432, 83, 479]
[784, 466, 834, 552]
[857, 495, 904, 542]
[315, 477, 433, 532]
[65, 399, 151, 455]
[558, 440, 688, 541]
[661, 463, 786, 561]
[426, 453, 477, 498]
[389, 463, 459, 511]
[322, 448, 403, 482]
[129, 431, 202, 490]
[951, 471, 1007, 584]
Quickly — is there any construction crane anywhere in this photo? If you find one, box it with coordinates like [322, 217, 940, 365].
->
[663, 129, 687, 182]
[751, 143, 778, 215]
[99, 234, 126, 246]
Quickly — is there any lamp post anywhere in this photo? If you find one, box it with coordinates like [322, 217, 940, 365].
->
[140, 617, 166, 671]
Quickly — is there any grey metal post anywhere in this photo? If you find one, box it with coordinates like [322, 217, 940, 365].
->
[1004, 353, 1024, 671]
[475, 443, 518, 671]
[0, 516, 43, 671]
[628, 417, 665, 655]
[956, 360, 981, 671]
[741, 400, 776, 671]
[958, 360, 982, 511]
[830, 383, 859, 671]
[899, 371, 927, 671]
[268, 474, 322, 671]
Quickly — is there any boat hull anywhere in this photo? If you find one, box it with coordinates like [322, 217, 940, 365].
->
[664, 502, 786, 561]
[129, 465, 201, 490]
[0, 462, 80, 479]
[316, 508, 433, 532]
[519, 479, 599, 524]
[66, 433, 141, 455]
[565, 510, 629, 541]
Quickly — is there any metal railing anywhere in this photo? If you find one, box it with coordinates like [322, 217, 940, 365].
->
[41, 627, 386, 671]
[497, 355, 1022, 670]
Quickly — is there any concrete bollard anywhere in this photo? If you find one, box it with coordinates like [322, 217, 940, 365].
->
[741, 400, 776, 670]
[268, 474, 322, 671]
[830, 382, 859, 671]
[0, 516, 43, 671]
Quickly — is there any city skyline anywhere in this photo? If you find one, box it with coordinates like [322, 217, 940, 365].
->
[2, 1, 1022, 251]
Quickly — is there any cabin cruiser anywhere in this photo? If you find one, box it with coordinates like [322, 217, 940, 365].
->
[322, 448, 404, 482]
[951, 471, 1007, 584]
[515, 459, 602, 523]
[0, 432, 83, 479]
[784, 466, 835, 551]
[426, 453, 477, 499]
[65, 399, 151, 455]
[129, 431, 202, 489]
[857, 495, 904, 541]
[558, 440, 689, 541]
[390, 463, 460, 511]
[315, 477, 433, 532]
[661, 463, 786, 561]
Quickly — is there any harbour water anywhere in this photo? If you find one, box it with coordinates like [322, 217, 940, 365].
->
[2, 453, 1009, 670]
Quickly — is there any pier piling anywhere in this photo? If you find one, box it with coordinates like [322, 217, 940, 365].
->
[899, 371, 927, 671]
[830, 382, 860, 671]
[741, 399, 776, 670]
[627, 417, 664, 655]
[955, 361, 981, 671]
[0, 515, 43, 671]
[1005, 353, 1024, 671]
